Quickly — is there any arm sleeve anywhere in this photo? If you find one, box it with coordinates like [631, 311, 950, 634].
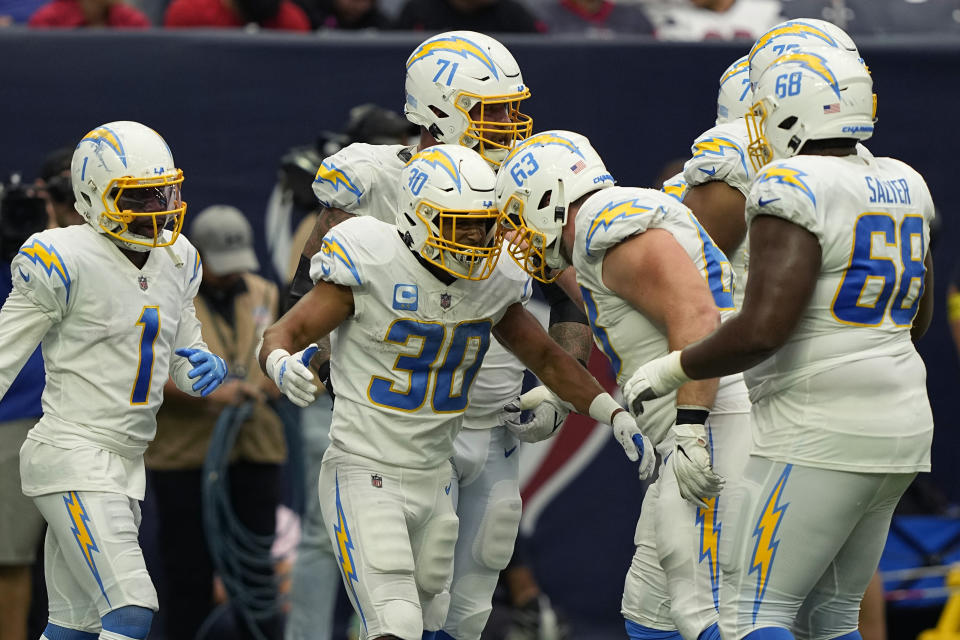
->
[540, 280, 587, 326]
[0, 287, 54, 401]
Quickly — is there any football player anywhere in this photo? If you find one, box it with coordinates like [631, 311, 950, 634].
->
[624, 46, 935, 640]
[259, 144, 655, 640]
[497, 130, 748, 640]
[284, 31, 594, 640]
[0, 121, 227, 640]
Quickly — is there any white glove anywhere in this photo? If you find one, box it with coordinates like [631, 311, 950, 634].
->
[502, 386, 572, 443]
[611, 411, 656, 480]
[624, 351, 692, 415]
[265, 344, 319, 408]
[671, 423, 725, 509]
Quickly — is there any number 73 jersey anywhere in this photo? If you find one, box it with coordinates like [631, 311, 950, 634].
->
[310, 217, 529, 470]
[744, 154, 935, 473]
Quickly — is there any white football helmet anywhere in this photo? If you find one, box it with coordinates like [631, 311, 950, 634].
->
[748, 18, 860, 92]
[495, 130, 614, 282]
[397, 144, 501, 281]
[716, 55, 751, 125]
[404, 31, 532, 168]
[746, 46, 875, 172]
[71, 121, 185, 252]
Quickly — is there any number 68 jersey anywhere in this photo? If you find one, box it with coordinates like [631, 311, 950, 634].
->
[310, 216, 528, 470]
[744, 154, 935, 473]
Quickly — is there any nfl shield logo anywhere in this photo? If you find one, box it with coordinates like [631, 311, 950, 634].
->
[440, 293, 451, 309]
[371, 474, 383, 488]
[138, 276, 148, 291]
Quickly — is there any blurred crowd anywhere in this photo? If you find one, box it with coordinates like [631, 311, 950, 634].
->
[1, 0, 959, 38]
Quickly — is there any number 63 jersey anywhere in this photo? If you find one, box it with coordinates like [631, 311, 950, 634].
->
[744, 154, 935, 473]
[310, 216, 528, 470]
[0, 225, 206, 498]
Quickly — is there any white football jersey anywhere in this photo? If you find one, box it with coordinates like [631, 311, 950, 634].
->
[683, 119, 753, 308]
[311, 142, 529, 427]
[744, 154, 934, 473]
[573, 187, 741, 447]
[1, 225, 206, 498]
[309, 217, 527, 469]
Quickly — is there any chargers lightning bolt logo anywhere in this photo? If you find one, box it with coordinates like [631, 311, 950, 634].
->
[755, 164, 817, 206]
[18, 239, 71, 303]
[503, 132, 584, 166]
[406, 35, 499, 80]
[314, 161, 363, 199]
[771, 52, 841, 99]
[697, 497, 721, 609]
[692, 137, 748, 174]
[63, 492, 111, 605]
[584, 199, 652, 256]
[334, 473, 367, 633]
[719, 56, 750, 88]
[749, 21, 838, 66]
[79, 126, 127, 168]
[320, 237, 362, 285]
[409, 148, 462, 193]
[661, 176, 688, 202]
[749, 464, 793, 622]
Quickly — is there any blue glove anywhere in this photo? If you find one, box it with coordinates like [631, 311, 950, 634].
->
[175, 348, 228, 397]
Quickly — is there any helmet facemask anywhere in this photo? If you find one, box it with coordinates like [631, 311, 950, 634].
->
[455, 90, 532, 167]
[413, 199, 501, 280]
[498, 180, 567, 283]
[97, 171, 186, 251]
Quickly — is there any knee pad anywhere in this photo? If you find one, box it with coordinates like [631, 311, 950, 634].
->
[41, 623, 99, 640]
[414, 513, 459, 595]
[475, 497, 521, 571]
[422, 590, 451, 633]
[379, 598, 423, 640]
[624, 619, 683, 640]
[101, 606, 154, 640]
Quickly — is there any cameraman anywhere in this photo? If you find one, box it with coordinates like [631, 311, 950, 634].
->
[0, 177, 51, 640]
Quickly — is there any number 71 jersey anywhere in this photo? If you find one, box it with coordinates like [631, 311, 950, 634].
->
[310, 217, 529, 470]
[744, 154, 935, 472]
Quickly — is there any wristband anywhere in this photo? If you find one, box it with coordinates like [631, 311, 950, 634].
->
[650, 351, 693, 392]
[588, 392, 624, 425]
[676, 405, 710, 425]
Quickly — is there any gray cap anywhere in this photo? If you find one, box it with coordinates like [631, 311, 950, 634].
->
[190, 205, 259, 275]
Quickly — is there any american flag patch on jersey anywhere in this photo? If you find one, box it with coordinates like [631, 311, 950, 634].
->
[570, 160, 586, 174]
[823, 103, 840, 113]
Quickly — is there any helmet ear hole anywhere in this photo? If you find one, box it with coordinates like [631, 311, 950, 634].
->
[538, 190, 552, 209]
[778, 116, 798, 130]
[430, 106, 450, 119]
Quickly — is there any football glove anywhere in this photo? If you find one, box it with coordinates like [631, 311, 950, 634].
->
[175, 348, 228, 397]
[671, 421, 724, 510]
[502, 385, 572, 443]
[265, 344, 319, 408]
[624, 351, 692, 415]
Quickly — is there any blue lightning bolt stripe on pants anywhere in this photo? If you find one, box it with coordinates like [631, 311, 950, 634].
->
[33, 491, 158, 633]
[718, 457, 915, 640]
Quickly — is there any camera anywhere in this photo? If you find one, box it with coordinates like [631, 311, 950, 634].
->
[0, 175, 48, 262]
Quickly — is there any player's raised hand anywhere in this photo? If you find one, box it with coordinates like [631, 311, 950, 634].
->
[264, 345, 319, 408]
[502, 385, 572, 443]
[624, 351, 692, 415]
[175, 348, 228, 397]
[611, 411, 655, 480]
[671, 423, 724, 509]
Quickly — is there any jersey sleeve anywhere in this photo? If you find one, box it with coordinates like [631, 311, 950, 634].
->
[575, 191, 668, 261]
[0, 286, 55, 401]
[311, 144, 375, 212]
[745, 160, 822, 242]
[11, 233, 74, 322]
[684, 132, 752, 195]
[309, 219, 368, 288]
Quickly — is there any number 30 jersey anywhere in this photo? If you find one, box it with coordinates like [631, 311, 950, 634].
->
[0, 225, 206, 498]
[744, 154, 935, 473]
[573, 187, 738, 449]
[310, 216, 528, 469]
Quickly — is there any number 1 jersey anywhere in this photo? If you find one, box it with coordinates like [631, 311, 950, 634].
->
[744, 154, 934, 472]
[310, 216, 528, 469]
